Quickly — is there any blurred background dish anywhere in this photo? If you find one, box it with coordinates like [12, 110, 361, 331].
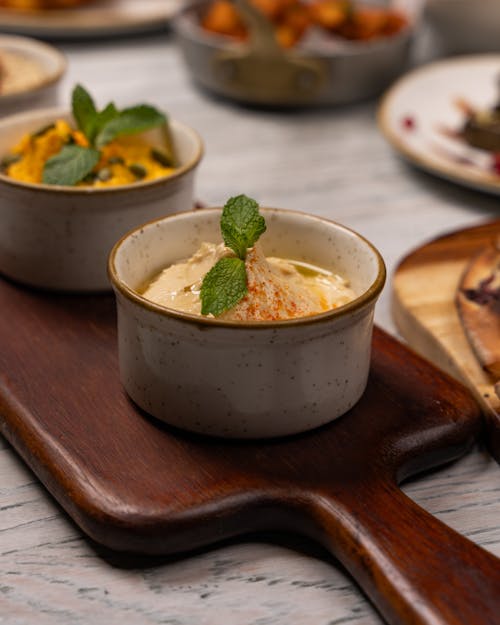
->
[378, 55, 500, 196]
[0, 0, 94, 8]
[0, 107, 203, 291]
[0, 0, 182, 39]
[200, 0, 409, 48]
[426, 0, 500, 55]
[0, 34, 65, 116]
[174, 0, 416, 107]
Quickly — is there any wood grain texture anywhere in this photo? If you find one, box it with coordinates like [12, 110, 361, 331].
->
[393, 220, 500, 462]
[1, 274, 499, 624]
[2, 30, 500, 625]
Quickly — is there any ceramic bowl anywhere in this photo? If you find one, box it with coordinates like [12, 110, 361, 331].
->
[109, 208, 386, 439]
[0, 35, 66, 117]
[0, 107, 203, 291]
[426, 0, 500, 54]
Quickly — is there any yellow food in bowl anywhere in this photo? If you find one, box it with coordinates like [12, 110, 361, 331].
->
[5, 119, 175, 187]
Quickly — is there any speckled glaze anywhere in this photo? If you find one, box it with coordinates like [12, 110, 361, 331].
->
[109, 208, 386, 438]
[0, 108, 203, 291]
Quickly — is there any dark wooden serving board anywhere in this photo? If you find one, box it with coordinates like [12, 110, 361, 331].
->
[393, 219, 500, 463]
[1, 276, 499, 625]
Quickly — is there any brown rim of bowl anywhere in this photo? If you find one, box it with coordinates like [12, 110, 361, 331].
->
[377, 54, 500, 195]
[108, 207, 387, 330]
[0, 35, 67, 101]
[0, 111, 204, 195]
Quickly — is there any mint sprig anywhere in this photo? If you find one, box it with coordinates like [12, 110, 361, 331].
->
[72, 85, 166, 149]
[41, 84, 169, 186]
[42, 145, 100, 186]
[200, 195, 266, 317]
[95, 105, 166, 149]
[72, 84, 98, 141]
[221, 194, 267, 259]
[200, 257, 247, 316]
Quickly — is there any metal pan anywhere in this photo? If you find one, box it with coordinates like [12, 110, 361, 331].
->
[174, 0, 415, 107]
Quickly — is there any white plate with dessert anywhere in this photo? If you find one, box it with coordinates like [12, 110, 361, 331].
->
[378, 55, 500, 196]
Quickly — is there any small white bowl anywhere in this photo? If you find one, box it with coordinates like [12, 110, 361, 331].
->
[0, 35, 66, 117]
[426, 0, 500, 54]
[0, 107, 203, 291]
[109, 208, 385, 439]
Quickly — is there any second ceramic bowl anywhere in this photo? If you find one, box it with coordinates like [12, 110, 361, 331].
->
[0, 108, 203, 291]
[109, 208, 386, 439]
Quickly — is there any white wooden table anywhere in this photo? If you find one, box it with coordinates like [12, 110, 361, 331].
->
[1, 32, 499, 625]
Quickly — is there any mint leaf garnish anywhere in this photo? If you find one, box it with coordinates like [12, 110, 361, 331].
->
[44, 84, 172, 186]
[95, 105, 167, 149]
[92, 102, 119, 142]
[221, 194, 267, 259]
[72, 84, 98, 141]
[200, 195, 267, 317]
[42, 145, 100, 186]
[72, 85, 165, 151]
[200, 257, 247, 317]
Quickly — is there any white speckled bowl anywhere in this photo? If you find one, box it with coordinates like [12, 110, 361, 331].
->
[0, 107, 203, 291]
[109, 208, 386, 439]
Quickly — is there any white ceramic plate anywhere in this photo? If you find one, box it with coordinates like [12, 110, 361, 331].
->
[0, 0, 182, 39]
[0, 35, 66, 116]
[378, 55, 500, 195]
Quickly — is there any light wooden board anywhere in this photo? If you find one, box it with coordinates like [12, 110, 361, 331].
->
[393, 220, 500, 461]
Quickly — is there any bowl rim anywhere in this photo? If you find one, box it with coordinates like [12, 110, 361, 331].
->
[108, 206, 386, 329]
[0, 107, 204, 195]
[0, 34, 67, 104]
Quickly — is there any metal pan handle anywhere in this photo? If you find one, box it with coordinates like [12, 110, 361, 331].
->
[213, 0, 326, 104]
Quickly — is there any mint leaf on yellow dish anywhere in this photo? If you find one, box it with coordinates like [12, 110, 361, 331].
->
[72, 85, 120, 145]
[42, 145, 100, 186]
[95, 105, 167, 149]
[221, 194, 267, 260]
[92, 102, 119, 142]
[72, 84, 98, 142]
[200, 257, 247, 317]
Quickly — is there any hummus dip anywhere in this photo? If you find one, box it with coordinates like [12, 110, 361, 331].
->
[142, 242, 355, 321]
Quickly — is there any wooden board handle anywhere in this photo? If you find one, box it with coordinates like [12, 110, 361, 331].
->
[308, 481, 500, 625]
